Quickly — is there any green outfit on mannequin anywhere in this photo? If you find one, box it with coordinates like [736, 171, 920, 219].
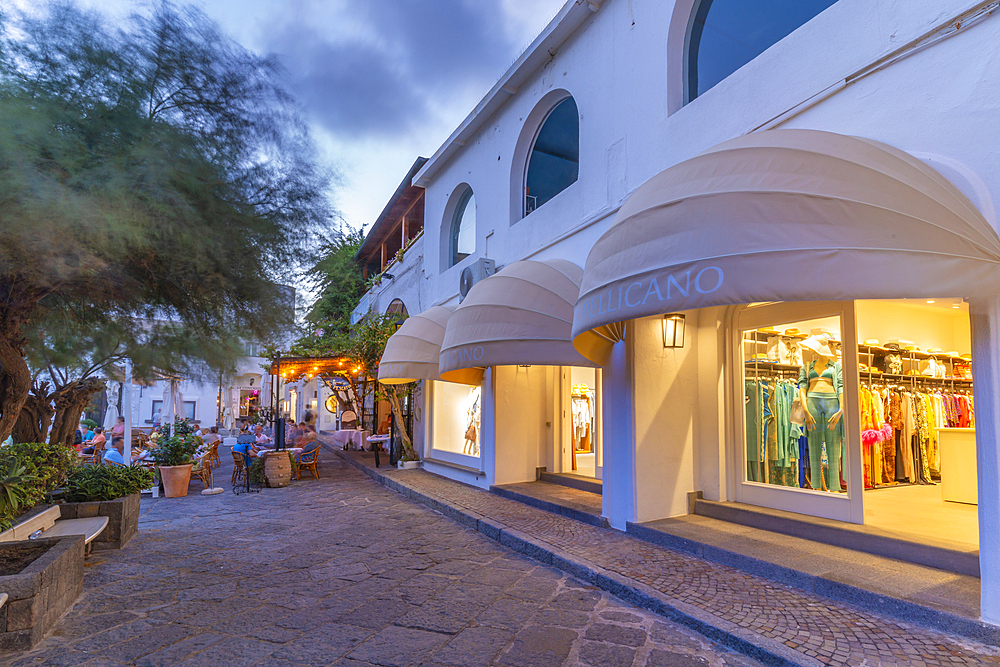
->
[798, 335, 845, 492]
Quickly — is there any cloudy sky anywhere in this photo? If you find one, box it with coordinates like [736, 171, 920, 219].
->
[62, 0, 567, 233]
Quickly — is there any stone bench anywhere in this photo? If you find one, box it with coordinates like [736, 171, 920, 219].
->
[0, 506, 108, 550]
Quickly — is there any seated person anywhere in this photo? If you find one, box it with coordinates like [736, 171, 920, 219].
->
[109, 415, 126, 441]
[192, 436, 210, 460]
[232, 436, 259, 459]
[296, 432, 321, 461]
[254, 425, 272, 445]
[103, 437, 127, 465]
[377, 418, 391, 435]
[202, 425, 221, 445]
[82, 424, 95, 443]
[82, 427, 106, 454]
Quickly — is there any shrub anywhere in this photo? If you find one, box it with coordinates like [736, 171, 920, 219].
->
[64, 465, 154, 503]
[82, 418, 98, 430]
[0, 442, 80, 508]
[0, 458, 37, 530]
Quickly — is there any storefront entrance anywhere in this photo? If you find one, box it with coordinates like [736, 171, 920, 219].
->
[732, 299, 976, 547]
[565, 367, 602, 479]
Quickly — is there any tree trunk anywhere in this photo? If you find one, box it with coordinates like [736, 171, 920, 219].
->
[13, 381, 55, 444]
[49, 378, 106, 446]
[386, 387, 416, 461]
[0, 334, 32, 444]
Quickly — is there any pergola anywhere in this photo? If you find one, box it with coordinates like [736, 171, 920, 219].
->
[267, 355, 361, 383]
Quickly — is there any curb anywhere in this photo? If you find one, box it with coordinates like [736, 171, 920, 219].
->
[335, 450, 820, 667]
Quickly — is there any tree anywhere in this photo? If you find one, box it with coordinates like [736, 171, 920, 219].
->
[305, 228, 367, 334]
[288, 313, 417, 460]
[0, 2, 331, 441]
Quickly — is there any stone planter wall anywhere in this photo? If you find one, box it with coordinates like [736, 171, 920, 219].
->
[59, 493, 141, 551]
[0, 536, 84, 651]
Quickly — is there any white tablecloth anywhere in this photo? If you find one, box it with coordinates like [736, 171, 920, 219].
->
[332, 430, 370, 450]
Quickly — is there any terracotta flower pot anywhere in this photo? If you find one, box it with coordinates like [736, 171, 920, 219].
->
[159, 464, 193, 498]
[264, 452, 291, 488]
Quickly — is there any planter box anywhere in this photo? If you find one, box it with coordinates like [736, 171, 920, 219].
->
[0, 536, 84, 651]
[59, 493, 140, 551]
[397, 460, 421, 470]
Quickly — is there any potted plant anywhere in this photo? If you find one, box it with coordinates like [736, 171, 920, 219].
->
[149, 418, 199, 498]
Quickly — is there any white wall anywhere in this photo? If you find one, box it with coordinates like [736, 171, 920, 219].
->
[856, 300, 972, 355]
[630, 313, 701, 522]
[492, 365, 554, 485]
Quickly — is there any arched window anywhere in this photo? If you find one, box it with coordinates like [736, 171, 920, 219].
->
[386, 299, 408, 320]
[687, 0, 837, 102]
[450, 188, 475, 267]
[524, 97, 579, 216]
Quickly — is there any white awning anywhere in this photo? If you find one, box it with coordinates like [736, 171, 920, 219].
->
[440, 259, 601, 385]
[378, 305, 455, 384]
[573, 129, 1000, 364]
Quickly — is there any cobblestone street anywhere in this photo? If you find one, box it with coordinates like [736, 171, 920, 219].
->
[339, 452, 1000, 667]
[5, 450, 763, 667]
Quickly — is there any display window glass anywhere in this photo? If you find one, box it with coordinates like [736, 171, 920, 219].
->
[743, 315, 846, 494]
[431, 381, 482, 458]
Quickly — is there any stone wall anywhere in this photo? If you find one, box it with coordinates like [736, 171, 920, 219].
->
[0, 536, 84, 651]
[59, 493, 140, 551]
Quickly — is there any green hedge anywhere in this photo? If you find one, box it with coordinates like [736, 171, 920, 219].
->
[0, 442, 80, 529]
[64, 465, 154, 503]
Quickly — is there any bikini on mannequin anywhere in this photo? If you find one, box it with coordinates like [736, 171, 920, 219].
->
[798, 335, 845, 492]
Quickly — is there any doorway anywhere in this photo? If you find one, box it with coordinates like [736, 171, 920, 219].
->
[564, 367, 602, 479]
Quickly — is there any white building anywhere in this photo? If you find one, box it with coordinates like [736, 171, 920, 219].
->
[364, 0, 1000, 624]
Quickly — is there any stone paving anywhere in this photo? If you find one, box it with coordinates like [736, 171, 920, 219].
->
[5, 450, 765, 667]
[344, 454, 1000, 667]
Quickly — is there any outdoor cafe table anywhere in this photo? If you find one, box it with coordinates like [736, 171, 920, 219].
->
[332, 429, 370, 451]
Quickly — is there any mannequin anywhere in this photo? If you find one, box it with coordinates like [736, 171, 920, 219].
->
[798, 334, 844, 492]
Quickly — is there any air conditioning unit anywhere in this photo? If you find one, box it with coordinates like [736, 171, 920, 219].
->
[459, 258, 496, 302]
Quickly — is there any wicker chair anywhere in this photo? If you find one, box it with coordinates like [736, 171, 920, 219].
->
[79, 440, 107, 466]
[207, 441, 221, 468]
[192, 454, 212, 489]
[296, 447, 320, 480]
[231, 451, 247, 485]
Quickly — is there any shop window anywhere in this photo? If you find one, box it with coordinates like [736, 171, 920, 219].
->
[450, 188, 476, 267]
[150, 400, 197, 423]
[743, 316, 845, 494]
[686, 0, 837, 102]
[432, 382, 481, 458]
[524, 97, 579, 216]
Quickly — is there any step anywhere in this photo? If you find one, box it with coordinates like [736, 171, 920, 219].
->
[627, 513, 995, 645]
[538, 471, 603, 494]
[694, 499, 979, 577]
[490, 481, 607, 528]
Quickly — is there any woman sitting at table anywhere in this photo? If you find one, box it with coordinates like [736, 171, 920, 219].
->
[82, 427, 106, 455]
[295, 431, 321, 462]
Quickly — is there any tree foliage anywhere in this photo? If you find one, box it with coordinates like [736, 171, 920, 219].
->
[305, 228, 366, 334]
[0, 2, 331, 440]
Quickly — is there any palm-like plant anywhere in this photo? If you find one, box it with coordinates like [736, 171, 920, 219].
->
[0, 459, 37, 529]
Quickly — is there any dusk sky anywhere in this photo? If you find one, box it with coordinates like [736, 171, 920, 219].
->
[54, 0, 568, 235]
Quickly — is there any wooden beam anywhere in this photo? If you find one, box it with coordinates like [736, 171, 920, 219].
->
[402, 216, 408, 247]
[381, 243, 387, 271]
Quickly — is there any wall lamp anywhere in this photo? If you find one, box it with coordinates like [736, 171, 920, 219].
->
[662, 313, 686, 348]
[382, 273, 395, 280]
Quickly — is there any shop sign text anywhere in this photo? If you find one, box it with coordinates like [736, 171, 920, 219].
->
[581, 266, 724, 320]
